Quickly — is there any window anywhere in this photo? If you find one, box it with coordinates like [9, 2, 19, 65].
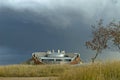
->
[64, 59, 71, 62]
[42, 59, 54, 62]
[56, 59, 63, 61]
[48, 59, 54, 61]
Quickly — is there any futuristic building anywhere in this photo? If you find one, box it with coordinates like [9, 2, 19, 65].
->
[31, 50, 82, 64]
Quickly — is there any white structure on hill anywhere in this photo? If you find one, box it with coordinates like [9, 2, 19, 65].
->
[31, 50, 83, 64]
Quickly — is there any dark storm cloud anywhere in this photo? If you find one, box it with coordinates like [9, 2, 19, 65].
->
[0, 3, 89, 51]
[1, 0, 120, 27]
[0, 0, 120, 64]
[0, 7, 89, 64]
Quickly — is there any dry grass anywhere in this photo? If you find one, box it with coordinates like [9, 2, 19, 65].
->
[0, 64, 70, 77]
[1, 61, 120, 80]
[59, 61, 120, 80]
[0, 77, 58, 80]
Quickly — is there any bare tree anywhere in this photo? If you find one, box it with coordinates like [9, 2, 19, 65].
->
[108, 21, 120, 49]
[86, 20, 110, 63]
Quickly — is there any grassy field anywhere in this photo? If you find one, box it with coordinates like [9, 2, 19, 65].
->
[1, 61, 120, 80]
[0, 77, 58, 80]
[0, 64, 69, 77]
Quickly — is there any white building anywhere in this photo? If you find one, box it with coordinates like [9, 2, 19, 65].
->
[31, 50, 82, 64]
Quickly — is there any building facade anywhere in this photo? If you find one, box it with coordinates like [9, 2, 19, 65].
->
[31, 50, 83, 65]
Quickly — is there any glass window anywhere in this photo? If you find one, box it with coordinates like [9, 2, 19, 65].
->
[56, 59, 63, 61]
[64, 59, 71, 61]
[42, 59, 54, 62]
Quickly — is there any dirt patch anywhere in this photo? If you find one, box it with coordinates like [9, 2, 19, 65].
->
[0, 77, 58, 80]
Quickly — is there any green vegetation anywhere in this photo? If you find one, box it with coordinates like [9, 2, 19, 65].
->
[1, 61, 120, 80]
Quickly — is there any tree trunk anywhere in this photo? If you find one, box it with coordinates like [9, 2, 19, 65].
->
[91, 51, 99, 63]
[118, 45, 120, 50]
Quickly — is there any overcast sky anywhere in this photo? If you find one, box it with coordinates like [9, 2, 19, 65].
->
[0, 0, 120, 65]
